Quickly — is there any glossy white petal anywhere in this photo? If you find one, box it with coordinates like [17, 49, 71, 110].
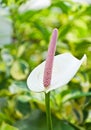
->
[27, 53, 86, 93]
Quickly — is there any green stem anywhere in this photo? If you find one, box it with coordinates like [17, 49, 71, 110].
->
[45, 92, 53, 130]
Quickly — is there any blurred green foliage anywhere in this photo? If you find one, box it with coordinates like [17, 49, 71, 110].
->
[0, 0, 91, 129]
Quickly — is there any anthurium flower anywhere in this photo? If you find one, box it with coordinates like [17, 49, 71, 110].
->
[27, 29, 86, 93]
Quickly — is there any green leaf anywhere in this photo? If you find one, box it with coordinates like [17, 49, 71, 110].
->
[52, 1, 71, 13]
[0, 97, 8, 109]
[62, 91, 91, 103]
[85, 6, 91, 15]
[84, 123, 91, 130]
[0, 122, 18, 130]
[13, 81, 28, 90]
[16, 100, 31, 115]
[59, 24, 71, 40]
[14, 110, 75, 130]
[10, 60, 29, 80]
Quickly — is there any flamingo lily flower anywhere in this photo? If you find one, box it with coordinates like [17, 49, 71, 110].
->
[27, 28, 86, 93]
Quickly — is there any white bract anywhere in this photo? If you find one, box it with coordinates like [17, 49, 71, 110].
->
[27, 53, 86, 93]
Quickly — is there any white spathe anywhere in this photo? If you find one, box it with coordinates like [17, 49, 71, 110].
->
[19, 0, 51, 12]
[27, 53, 86, 93]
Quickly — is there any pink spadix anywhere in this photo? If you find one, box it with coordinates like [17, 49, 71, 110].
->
[43, 28, 58, 87]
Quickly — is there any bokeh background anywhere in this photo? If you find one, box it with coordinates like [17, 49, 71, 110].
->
[0, 0, 91, 130]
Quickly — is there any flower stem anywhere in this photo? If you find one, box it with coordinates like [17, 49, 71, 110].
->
[45, 92, 53, 130]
